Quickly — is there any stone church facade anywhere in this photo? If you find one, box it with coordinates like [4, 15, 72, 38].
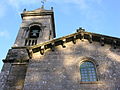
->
[0, 7, 120, 90]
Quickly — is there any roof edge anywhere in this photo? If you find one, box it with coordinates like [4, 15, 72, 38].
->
[12, 28, 120, 50]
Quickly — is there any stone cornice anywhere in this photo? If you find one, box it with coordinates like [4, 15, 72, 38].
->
[2, 59, 29, 63]
[12, 28, 120, 58]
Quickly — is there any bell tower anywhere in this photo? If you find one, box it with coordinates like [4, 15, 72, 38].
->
[0, 7, 56, 90]
[14, 7, 56, 47]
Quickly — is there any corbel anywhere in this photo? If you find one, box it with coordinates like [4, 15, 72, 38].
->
[44, 45, 48, 50]
[61, 39, 66, 48]
[113, 40, 117, 49]
[72, 35, 76, 44]
[29, 49, 33, 59]
[50, 43, 55, 51]
[40, 46, 44, 55]
[100, 37, 105, 46]
[88, 34, 92, 43]
[80, 33, 84, 41]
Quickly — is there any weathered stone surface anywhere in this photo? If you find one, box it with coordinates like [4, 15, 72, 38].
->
[1, 36, 120, 90]
[1, 7, 120, 90]
[4, 64, 28, 90]
[0, 48, 29, 90]
[5, 49, 29, 61]
[23, 40, 120, 90]
[0, 63, 11, 90]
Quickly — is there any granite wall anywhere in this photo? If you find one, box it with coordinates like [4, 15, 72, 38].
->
[0, 49, 29, 90]
[23, 39, 120, 90]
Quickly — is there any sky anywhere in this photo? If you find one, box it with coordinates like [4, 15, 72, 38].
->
[0, 0, 120, 71]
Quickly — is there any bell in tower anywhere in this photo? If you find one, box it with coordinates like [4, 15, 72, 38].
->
[29, 25, 41, 38]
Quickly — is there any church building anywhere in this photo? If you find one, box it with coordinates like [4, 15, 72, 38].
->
[0, 6, 120, 90]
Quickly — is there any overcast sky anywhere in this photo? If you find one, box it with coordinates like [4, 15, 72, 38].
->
[0, 0, 120, 70]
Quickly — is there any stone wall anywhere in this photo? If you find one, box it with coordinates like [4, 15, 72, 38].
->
[4, 64, 28, 90]
[23, 39, 120, 90]
[0, 49, 29, 90]
[0, 63, 11, 90]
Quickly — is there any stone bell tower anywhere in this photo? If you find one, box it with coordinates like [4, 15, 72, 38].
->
[0, 7, 56, 90]
[14, 7, 56, 47]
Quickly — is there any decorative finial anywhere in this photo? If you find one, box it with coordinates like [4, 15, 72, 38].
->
[23, 8, 26, 12]
[51, 7, 53, 10]
[77, 27, 85, 32]
[41, 0, 46, 9]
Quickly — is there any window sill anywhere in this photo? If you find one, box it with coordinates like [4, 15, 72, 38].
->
[80, 81, 101, 84]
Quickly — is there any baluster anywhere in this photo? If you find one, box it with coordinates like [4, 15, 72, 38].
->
[32, 40, 34, 45]
[28, 40, 31, 46]
[25, 39, 28, 46]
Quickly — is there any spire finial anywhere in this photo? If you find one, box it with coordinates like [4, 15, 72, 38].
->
[41, 0, 46, 9]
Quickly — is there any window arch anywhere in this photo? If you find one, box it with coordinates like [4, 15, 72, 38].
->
[29, 25, 41, 38]
[80, 61, 97, 82]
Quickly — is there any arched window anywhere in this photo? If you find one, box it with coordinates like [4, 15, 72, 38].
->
[80, 61, 97, 82]
[29, 25, 41, 38]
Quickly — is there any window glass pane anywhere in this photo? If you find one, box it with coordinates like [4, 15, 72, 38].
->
[80, 61, 97, 82]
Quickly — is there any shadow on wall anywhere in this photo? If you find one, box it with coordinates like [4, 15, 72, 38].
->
[24, 39, 120, 90]
[73, 40, 120, 89]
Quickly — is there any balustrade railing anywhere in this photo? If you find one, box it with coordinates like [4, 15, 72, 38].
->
[25, 38, 37, 46]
